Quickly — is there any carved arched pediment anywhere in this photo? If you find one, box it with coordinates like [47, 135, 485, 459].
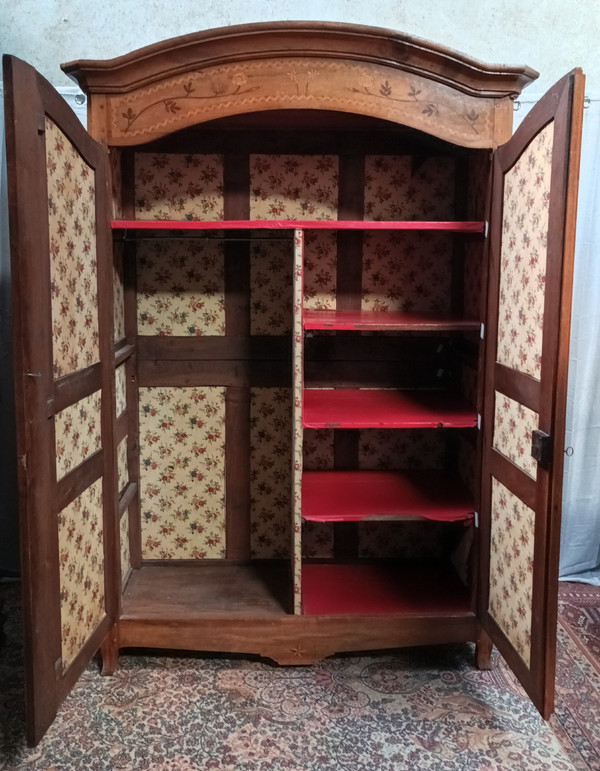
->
[63, 22, 538, 147]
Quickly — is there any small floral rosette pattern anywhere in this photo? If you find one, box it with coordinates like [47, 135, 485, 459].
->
[45, 118, 100, 379]
[134, 153, 224, 221]
[493, 391, 540, 480]
[362, 155, 455, 314]
[249, 155, 338, 220]
[302, 429, 335, 559]
[137, 241, 225, 336]
[250, 240, 293, 335]
[139, 386, 226, 559]
[364, 155, 455, 221]
[489, 476, 535, 666]
[291, 231, 304, 611]
[497, 122, 554, 380]
[358, 429, 448, 559]
[250, 388, 293, 558]
[361, 231, 453, 314]
[55, 390, 102, 481]
[303, 230, 337, 311]
[113, 249, 126, 342]
[58, 479, 105, 671]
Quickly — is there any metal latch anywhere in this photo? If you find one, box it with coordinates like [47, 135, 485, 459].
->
[531, 429, 552, 469]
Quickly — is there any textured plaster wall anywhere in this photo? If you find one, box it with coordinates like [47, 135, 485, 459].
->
[1, 0, 598, 96]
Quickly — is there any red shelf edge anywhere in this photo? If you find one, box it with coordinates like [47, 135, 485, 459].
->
[302, 309, 481, 331]
[111, 219, 484, 232]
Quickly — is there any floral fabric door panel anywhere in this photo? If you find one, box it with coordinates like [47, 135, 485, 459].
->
[481, 71, 584, 718]
[4, 56, 114, 744]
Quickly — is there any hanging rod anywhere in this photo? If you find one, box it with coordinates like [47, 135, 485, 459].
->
[117, 232, 293, 243]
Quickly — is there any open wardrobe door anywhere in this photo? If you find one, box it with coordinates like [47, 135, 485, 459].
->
[480, 69, 584, 718]
[3, 55, 117, 744]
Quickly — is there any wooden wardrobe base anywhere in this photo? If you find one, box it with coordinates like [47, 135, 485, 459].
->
[102, 562, 482, 669]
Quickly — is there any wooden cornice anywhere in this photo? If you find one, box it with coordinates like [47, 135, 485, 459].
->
[62, 21, 538, 99]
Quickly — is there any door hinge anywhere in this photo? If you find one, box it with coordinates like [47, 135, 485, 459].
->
[480, 322, 485, 339]
[474, 511, 479, 528]
[531, 429, 552, 469]
[477, 413, 482, 430]
[484, 221, 489, 238]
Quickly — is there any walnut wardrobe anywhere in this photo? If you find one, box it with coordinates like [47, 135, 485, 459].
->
[3, 21, 584, 744]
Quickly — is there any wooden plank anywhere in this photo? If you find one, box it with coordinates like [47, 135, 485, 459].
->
[302, 389, 477, 429]
[50, 363, 102, 416]
[56, 451, 104, 512]
[303, 309, 480, 331]
[137, 359, 291, 387]
[137, 335, 291, 361]
[302, 470, 475, 523]
[112, 219, 485, 232]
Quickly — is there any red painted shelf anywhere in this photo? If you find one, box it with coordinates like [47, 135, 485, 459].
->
[302, 562, 470, 615]
[301, 470, 475, 523]
[303, 309, 480, 332]
[302, 389, 477, 429]
[111, 219, 484, 232]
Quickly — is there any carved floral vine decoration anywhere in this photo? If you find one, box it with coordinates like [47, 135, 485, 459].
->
[121, 72, 259, 132]
[348, 77, 481, 134]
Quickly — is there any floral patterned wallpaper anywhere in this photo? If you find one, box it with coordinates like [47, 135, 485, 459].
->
[489, 478, 535, 666]
[301, 429, 335, 560]
[361, 231, 453, 313]
[291, 231, 304, 612]
[364, 155, 455, 221]
[357, 429, 449, 558]
[113, 250, 126, 343]
[488, 476, 534, 667]
[358, 429, 446, 471]
[358, 520, 453, 560]
[134, 153, 224, 220]
[249, 155, 338, 220]
[250, 240, 293, 335]
[303, 230, 337, 311]
[58, 478, 105, 671]
[138, 386, 226, 559]
[493, 391, 539, 480]
[136, 241, 225, 336]
[497, 122, 554, 380]
[249, 387, 293, 559]
[55, 390, 102, 481]
[45, 118, 100, 379]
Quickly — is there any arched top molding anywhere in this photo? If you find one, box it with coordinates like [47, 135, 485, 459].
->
[62, 21, 539, 148]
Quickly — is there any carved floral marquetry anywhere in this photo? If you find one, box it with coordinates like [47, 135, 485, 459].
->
[108, 60, 499, 147]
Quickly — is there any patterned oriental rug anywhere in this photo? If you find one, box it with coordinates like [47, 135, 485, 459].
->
[0, 581, 599, 771]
